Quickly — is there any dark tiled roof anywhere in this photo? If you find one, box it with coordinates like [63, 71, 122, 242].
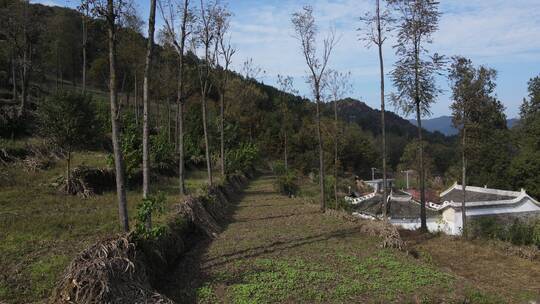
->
[408, 189, 440, 204]
[353, 194, 384, 215]
[441, 188, 515, 203]
[353, 195, 438, 219]
[388, 200, 439, 219]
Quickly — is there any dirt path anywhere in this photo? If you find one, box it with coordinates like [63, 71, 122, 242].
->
[161, 175, 540, 303]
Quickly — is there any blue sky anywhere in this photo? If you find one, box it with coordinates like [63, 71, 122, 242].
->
[36, 0, 540, 119]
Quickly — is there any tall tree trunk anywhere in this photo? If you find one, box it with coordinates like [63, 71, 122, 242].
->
[333, 97, 338, 209]
[177, 0, 189, 195]
[175, 101, 179, 151]
[126, 91, 130, 109]
[66, 150, 71, 194]
[220, 91, 225, 176]
[156, 99, 161, 129]
[416, 102, 426, 231]
[284, 130, 288, 171]
[134, 73, 139, 125]
[462, 126, 467, 238]
[56, 40, 59, 92]
[107, 0, 129, 232]
[167, 97, 172, 143]
[202, 93, 213, 186]
[18, 40, 31, 118]
[11, 55, 17, 101]
[60, 66, 64, 90]
[414, 38, 427, 231]
[17, 1, 30, 118]
[142, 0, 157, 229]
[178, 100, 185, 194]
[316, 90, 325, 212]
[82, 15, 87, 94]
[19, 55, 29, 118]
[377, 0, 388, 218]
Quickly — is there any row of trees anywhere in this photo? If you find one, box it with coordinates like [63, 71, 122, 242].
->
[1, 0, 383, 232]
[3, 0, 536, 236]
[94, 0, 240, 231]
[290, 0, 445, 226]
[292, 0, 538, 235]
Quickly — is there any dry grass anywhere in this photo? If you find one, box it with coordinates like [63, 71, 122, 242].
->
[0, 151, 210, 303]
[402, 231, 540, 303]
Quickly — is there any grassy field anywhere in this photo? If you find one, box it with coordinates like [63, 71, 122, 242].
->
[161, 175, 540, 304]
[0, 148, 211, 303]
[2, 154, 540, 304]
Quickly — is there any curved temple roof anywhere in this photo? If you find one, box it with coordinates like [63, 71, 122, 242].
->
[438, 183, 540, 210]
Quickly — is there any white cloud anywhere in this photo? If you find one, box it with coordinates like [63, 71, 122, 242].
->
[225, 0, 540, 117]
[31, 0, 61, 7]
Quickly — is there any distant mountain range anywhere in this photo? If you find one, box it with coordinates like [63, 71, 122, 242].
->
[408, 116, 520, 136]
[337, 98, 446, 141]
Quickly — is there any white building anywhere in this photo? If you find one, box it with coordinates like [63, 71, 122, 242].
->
[391, 183, 540, 235]
[364, 179, 395, 193]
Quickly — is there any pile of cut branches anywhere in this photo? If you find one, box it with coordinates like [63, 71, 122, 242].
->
[173, 196, 221, 238]
[325, 209, 405, 250]
[53, 166, 115, 198]
[50, 236, 174, 304]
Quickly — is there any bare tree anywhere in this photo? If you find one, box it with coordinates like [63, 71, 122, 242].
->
[359, 0, 394, 217]
[276, 75, 298, 171]
[325, 70, 352, 209]
[86, 0, 133, 232]
[78, 0, 90, 94]
[142, 0, 157, 229]
[195, 0, 218, 186]
[292, 6, 337, 212]
[389, 0, 444, 231]
[242, 58, 264, 81]
[238, 58, 265, 142]
[160, 0, 194, 194]
[214, 5, 235, 177]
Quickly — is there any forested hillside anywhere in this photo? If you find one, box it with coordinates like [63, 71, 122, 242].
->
[0, 0, 455, 179]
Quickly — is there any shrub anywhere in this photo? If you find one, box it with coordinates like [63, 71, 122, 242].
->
[470, 217, 540, 248]
[508, 219, 532, 246]
[470, 217, 506, 240]
[271, 161, 287, 176]
[533, 220, 540, 248]
[226, 142, 259, 174]
[134, 192, 167, 239]
[107, 113, 141, 180]
[275, 171, 298, 197]
[0, 106, 31, 139]
[37, 91, 102, 193]
[150, 129, 176, 174]
[184, 133, 205, 166]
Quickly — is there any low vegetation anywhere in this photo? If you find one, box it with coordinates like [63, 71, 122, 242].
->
[0, 148, 209, 303]
[161, 176, 540, 303]
[470, 217, 540, 249]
